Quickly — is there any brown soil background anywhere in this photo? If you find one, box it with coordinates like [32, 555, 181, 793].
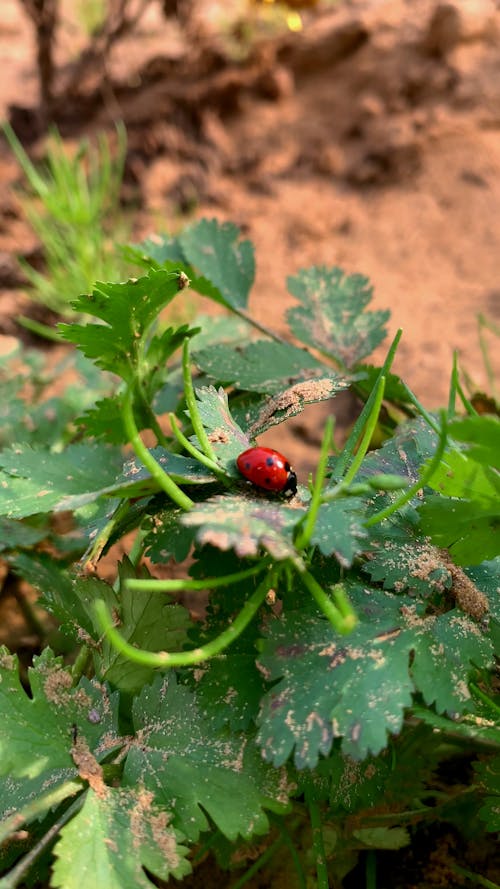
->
[2, 1, 500, 415]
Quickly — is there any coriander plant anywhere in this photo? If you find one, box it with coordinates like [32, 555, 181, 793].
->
[0, 219, 498, 889]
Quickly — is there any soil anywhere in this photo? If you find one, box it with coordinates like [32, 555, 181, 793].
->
[0, 1, 499, 887]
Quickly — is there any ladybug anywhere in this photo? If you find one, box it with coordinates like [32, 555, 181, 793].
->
[237, 447, 297, 495]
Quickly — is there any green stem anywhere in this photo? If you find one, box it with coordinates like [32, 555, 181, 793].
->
[234, 306, 291, 346]
[94, 570, 275, 668]
[0, 791, 85, 889]
[452, 864, 499, 889]
[82, 498, 132, 571]
[231, 837, 285, 889]
[448, 351, 459, 419]
[450, 354, 477, 416]
[308, 801, 329, 889]
[400, 381, 440, 433]
[342, 374, 386, 487]
[182, 338, 217, 462]
[365, 411, 448, 528]
[121, 390, 193, 511]
[0, 779, 83, 845]
[296, 564, 357, 634]
[137, 380, 169, 447]
[274, 821, 307, 889]
[478, 313, 498, 400]
[127, 526, 150, 570]
[126, 561, 268, 594]
[295, 417, 334, 551]
[71, 645, 93, 685]
[168, 412, 222, 476]
[470, 683, 500, 717]
[335, 329, 402, 478]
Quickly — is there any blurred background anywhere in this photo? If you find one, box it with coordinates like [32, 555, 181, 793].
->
[1, 0, 499, 414]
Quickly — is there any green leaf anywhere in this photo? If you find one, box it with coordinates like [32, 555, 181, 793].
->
[0, 517, 46, 552]
[99, 562, 192, 694]
[59, 270, 182, 382]
[182, 493, 301, 560]
[353, 416, 439, 485]
[190, 385, 249, 469]
[310, 498, 368, 567]
[449, 414, 500, 467]
[417, 416, 500, 566]
[0, 442, 122, 518]
[257, 584, 494, 766]
[52, 787, 191, 889]
[474, 755, 500, 832]
[143, 506, 196, 563]
[0, 648, 121, 831]
[123, 674, 291, 841]
[353, 827, 410, 850]
[191, 648, 266, 731]
[417, 497, 499, 566]
[0, 443, 214, 518]
[125, 232, 186, 269]
[248, 376, 353, 437]
[426, 449, 499, 502]
[194, 340, 334, 393]
[11, 553, 114, 642]
[286, 266, 389, 366]
[179, 218, 254, 310]
[364, 517, 453, 598]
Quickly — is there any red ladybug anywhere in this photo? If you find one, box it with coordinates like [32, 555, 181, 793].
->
[237, 447, 297, 495]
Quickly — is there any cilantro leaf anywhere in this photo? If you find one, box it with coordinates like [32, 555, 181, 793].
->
[418, 418, 500, 565]
[0, 443, 214, 518]
[310, 497, 368, 567]
[179, 218, 255, 310]
[194, 340, 335, 393]
[190, 385, 249, 469]
[0, 648, 121, 833]
[286, 266, 389, 366]
[257, 584, 494, 766]
[182, 494, 301, 560]
[59, 270, 182, 382]
[123, 674, 291, 842]
[52, 787, 191, 889]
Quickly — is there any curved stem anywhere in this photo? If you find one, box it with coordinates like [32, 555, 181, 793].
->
[94, 570, 275, 668]
[294, 562, 357, 634]
[295, 416, 334, 551]
[126, 560, 268, 593]
[137, 380, 169, 446]
[365, 410, 448, 528]
[342, 374, 385, 487]
[309, 801, 329, 889]
[335, 329, 402, 478]
[182, 338, 217, 462]
[71, 645, 93, 685]
[121, 390, 193, 511]
[168, 412, 223, 476]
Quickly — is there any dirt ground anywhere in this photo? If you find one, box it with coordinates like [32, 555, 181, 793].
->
[2, 1, 500, 416]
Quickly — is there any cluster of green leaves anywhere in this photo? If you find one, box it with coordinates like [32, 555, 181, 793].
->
[0, 219, 499, 889]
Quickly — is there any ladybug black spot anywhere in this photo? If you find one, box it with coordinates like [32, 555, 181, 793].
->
[265, 457, 274, 466]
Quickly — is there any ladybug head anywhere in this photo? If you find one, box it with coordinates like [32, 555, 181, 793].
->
[283, 467, 297, 497]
